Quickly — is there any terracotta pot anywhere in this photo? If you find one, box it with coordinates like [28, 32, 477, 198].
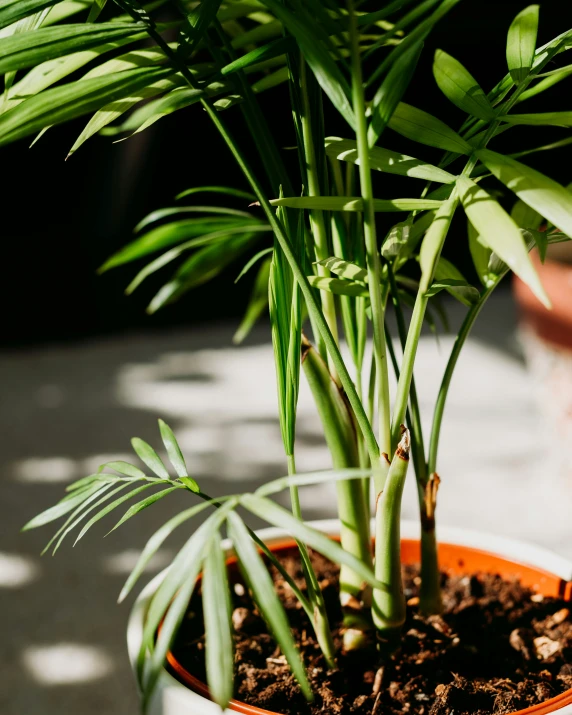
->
[128, 519, 572, 715]
[513, 252, 572, 469]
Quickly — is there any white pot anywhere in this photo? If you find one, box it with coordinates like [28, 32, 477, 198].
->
[127, 519, 572, 715]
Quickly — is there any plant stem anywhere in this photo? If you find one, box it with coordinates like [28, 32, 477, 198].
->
[390, 194, 459, 448]
[428, 281, 498, 473]
[301, 337, 373, 639]
[372, 427, 411, 639]
[348, 0, 391, 458]
[299, 56, 340, 382]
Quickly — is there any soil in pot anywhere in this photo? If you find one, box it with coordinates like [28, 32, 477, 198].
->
[169, 547, 572, 715]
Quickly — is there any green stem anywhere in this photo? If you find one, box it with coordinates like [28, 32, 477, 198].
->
[299, 56, 340, 382]
[301, 338, 372, 621]
[372, 428, 411, 639]
[349, 1, 391, 458]
[427, 281, 498, 474]
[390, 194, 459, 448]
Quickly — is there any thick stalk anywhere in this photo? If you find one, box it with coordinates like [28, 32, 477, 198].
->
[300, 57, 340, 382]
[372, 427, 410, 640]
[301, 337, 373, 642]
[349, 1, 391, 457]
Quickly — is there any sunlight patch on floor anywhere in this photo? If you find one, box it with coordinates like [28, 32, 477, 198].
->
[21, 643, 113, 685]
[0, 552, 40, 588]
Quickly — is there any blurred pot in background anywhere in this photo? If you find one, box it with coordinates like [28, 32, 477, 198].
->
[514, 243, 572, 472]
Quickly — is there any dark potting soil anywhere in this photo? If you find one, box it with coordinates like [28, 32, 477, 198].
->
[170, 550, 572, 715]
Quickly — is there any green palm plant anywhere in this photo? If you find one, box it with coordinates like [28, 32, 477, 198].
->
[13, 0, 572, 710]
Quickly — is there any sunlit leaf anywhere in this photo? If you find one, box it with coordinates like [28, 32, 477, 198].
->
[325, 137, 455, 184]
[456, 175, 549, 307]
[506, 4, 539, 84]
[268, 196, 442, 212]
[388, 102, 472, 154]
[202, 531, 233, 709]
[476, 148, 572, 238]
[433, 49, 495, 121]
[0, 22, 145, 74]
[131, 437, 170, 479]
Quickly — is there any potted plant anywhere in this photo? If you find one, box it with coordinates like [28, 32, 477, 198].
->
[10, 0, 572, 713]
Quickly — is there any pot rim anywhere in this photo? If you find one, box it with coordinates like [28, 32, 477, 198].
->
[128, 519, 572, 715]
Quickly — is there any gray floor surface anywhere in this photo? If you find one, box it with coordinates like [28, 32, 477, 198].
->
[2, 289, 571, 714]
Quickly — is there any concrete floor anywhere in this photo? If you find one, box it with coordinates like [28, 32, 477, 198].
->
[2, 289, 572, 714]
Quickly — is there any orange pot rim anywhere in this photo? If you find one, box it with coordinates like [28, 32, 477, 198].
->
[166, 536, 572, 715]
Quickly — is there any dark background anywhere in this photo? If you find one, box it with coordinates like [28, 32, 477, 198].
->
[3, 0, 571, 347]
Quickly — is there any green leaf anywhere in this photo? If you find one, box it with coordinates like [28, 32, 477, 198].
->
[0, 22, 145, 74]
[131, 437, 170, 479]
[426, 278, 479, 305]
[235, 247, 273, 283]
[176, 185, 255, 202]
[456, 175, 549, 307]
[202, 532, 233, 710]
[368, 40, 423, 146]
[316, 256, 367, 282]
[147, 233, 257, 314]
[43, 482, 120, 555]
[118, 499, 217, 603]
[0, 0, 60, 31]
[467, 219, 494, 287]
[141, 501, 237, 702]
[68, 75, 181, 156]
[388, 102, 472, 154]
[432, 256, 480, 306]
[74, 483, 159, 544]
[233, 257, 270, 344]
[308, 275, 369, 298]
[100, 218, 247, 271]
[251, 66, 289, 93]
[227, 511, 312, 700]
[511, 198, 543, 230]
[268, 196, 442, 212]
[503, 112, 572, 127]
[256, 467, 373, 498]
[257, 0, 354, 128]
[100, 460, 148, 479]
[0, 35, 150, 115]
[22, 483, 101, 531]
[111, 86, 206, 138]
[381, 221, 410, 260]
[240, 494, 385, 592]
[177, 0, 222, 60]
[134, 206, 254, 233]
[179, 476, 200, 493]
[517, 66, 572, 104]
[419, 193, 458, 285]
[433, 49, 495, 121]
[106, 486, 182, 535]
[0, 66, 173, 147]
[325, 137, 455, 184]
[221, 37, 292, 76]
[157, 419, 187, 478]
[507, 4, 539, 84]
[476, 148, 572, 239]
[125, 226, 267, 295]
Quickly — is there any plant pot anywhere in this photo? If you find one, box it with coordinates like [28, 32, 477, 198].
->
[513, 251, 572, 471]
[127, 519, 572, 715]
